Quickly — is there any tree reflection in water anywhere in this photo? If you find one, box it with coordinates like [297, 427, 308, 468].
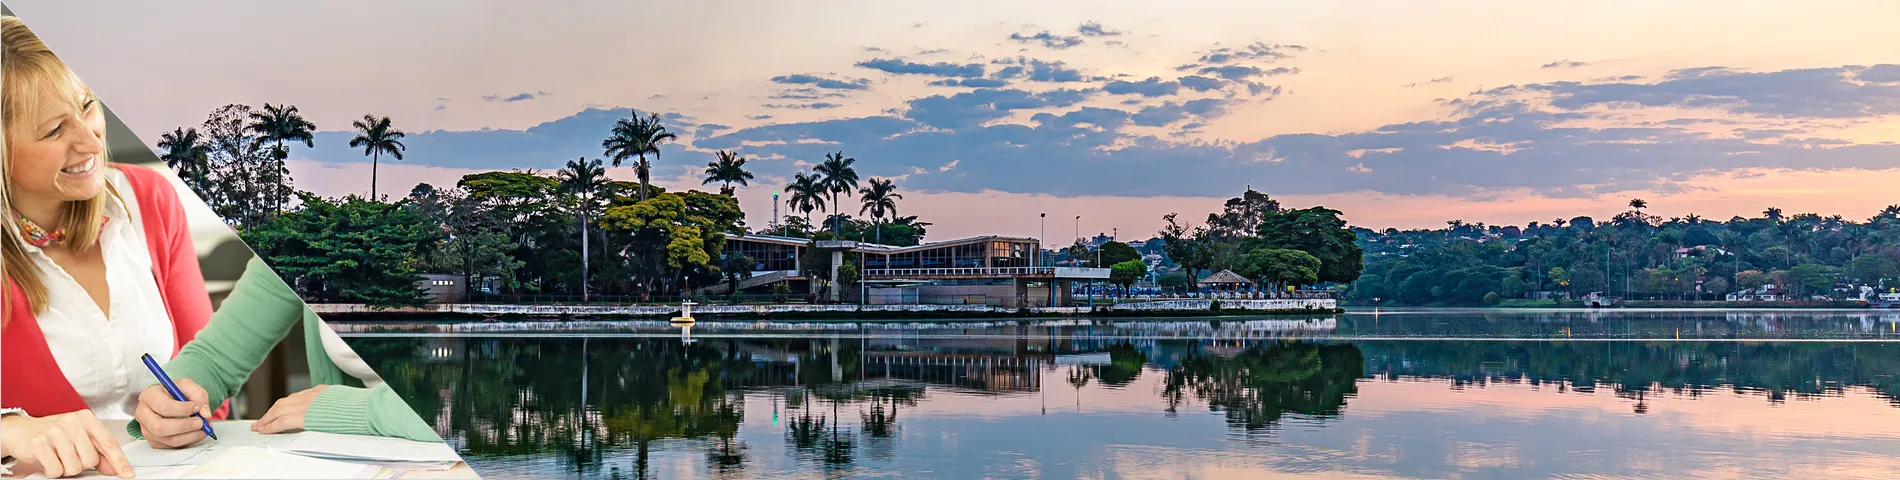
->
[347, 333, 1900, 477]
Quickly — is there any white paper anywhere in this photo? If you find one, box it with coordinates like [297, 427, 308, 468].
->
[278, 431, 462, 463]
[120, 425, 298, 467]
[175, 447, 395, 479]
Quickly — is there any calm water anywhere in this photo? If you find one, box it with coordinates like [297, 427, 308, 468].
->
[344, 309, 1900, 479]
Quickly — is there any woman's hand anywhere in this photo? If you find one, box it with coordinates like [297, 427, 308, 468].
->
[0, 409, 134, 478]
[134, 378, 213, 449]
[252, 385, 329, 434]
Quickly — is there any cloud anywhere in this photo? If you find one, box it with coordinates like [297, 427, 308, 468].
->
[930, 78, 1012, 88]
[1860, 64, 1900, 83]
[1194, 42, 1306, 64]
[1496, 64, 1900, 118]
[769, 87, 849, 100]
[1542, 59, 1590, 69]
[303, 63, 1900, 203]
[1031, 107, 1132, 130]
[1008, 31, 1085, 49]
[1104, 77, 1181, 97]
[1077, 21, 1122, 37]
[901, 88, 1095, 128]
[746, 114, 774, 120]
[770, 74, 872, 90]
[990, 57, 1094, 82]
[763, 102, 843, 110]
[693, 123, 732, 139]
[482, 91, 549, 102]
[1404, 76, 1455, 88]
[938, 160, 960, 172]
[1196, 65, 1299, 81]
[855, 57, 987, 78]
[1178, 76, 1225, 92]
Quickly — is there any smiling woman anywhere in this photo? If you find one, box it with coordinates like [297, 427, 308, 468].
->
[0, 14, 218, 479]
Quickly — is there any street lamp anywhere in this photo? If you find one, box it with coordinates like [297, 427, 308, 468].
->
[1040, 213, 1047, 268]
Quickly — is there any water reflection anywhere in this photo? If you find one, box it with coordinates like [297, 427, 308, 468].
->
[347, 311, 1900, 479]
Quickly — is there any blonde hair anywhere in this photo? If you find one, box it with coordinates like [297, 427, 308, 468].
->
[2, 15, 116, 317]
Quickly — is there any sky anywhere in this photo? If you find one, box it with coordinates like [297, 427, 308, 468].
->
[9, 0, 1900, 241]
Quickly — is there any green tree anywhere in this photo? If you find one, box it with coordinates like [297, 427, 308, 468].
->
[1237, 248, 1322, 291]
[200, 104, 275, 229]
[245, 193, 433, 307]
[814, 151, 861, 235]
[560, 157, 609, 301]
[157, 127, 217, 205]
[857, 178, 901, 244]
[247, 103, 315, 216]
[348, 114, 407, 202]
[1109, 259, 1148, 296]
[701, 150, 754, 196]
[785, 172, 827, 230]
[1788, 264, 1836, 297]
[1252, 207, 1363, 283]
[602, 110, 677, 202]
[1093, 241, 1141, 268]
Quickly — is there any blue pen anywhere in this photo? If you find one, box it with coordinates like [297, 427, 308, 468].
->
[139, 354, 217, 440]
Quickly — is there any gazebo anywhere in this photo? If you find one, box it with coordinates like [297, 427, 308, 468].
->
[1197, 270, 1254, 298]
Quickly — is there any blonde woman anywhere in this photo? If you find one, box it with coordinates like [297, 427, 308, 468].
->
[1, 15, 217, 478]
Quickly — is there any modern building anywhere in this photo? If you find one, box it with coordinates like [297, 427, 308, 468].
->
[418, 274, 465, 303]
[717, 233, 1111, 307]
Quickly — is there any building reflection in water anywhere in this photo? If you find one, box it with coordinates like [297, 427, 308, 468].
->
[348, 316, 1900, 479]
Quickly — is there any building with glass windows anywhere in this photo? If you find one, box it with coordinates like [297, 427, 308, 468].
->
[715, 234, 1110, 307]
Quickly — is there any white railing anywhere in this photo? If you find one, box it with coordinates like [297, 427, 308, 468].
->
[864, 267, 1053, 277]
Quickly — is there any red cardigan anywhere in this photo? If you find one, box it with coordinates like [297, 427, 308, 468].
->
[3, 164, 222, 418]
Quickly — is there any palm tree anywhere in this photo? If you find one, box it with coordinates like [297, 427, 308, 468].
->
[1628, 198, 1648, 211]
[157, 127, 215, 199]
[247, 103, 316, 214]
[1763, 207, 1784, 225]
[560, 157, 609, 302]
[348, 114, 407, 201]
[857, 178, 901, 244]
[814, 151, 860, 235]
[785, 172, 827, 234]
[701, 150, 754, 196]
[601, 111, 676, 202]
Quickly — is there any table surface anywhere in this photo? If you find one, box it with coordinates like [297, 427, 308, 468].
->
[99, 420, 481, 479]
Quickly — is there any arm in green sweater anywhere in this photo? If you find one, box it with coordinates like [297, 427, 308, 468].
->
[128, 256, 442, 443]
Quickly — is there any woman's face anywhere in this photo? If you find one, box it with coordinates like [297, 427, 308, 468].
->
[6, 73, 107, 204]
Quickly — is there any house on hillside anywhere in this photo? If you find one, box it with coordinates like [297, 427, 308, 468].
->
[1727, 284, 1785, 302]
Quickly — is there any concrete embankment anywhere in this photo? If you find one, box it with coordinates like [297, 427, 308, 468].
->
[311, 298, 1340, 321]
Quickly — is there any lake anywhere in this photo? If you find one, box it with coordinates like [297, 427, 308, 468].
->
[341, 309, 1900, 479]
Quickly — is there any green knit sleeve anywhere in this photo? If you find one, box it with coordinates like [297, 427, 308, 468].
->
[129, 255, 306, 439]
[303, 384, 444, 443]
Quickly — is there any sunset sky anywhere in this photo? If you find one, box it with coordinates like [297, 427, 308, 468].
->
[10, 0, 1900, 240]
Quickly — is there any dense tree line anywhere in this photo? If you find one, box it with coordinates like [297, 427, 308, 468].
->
[1153, 190, 1364, 293]
[157, 103, 926, 306]
[1348, 201, 1900, 305]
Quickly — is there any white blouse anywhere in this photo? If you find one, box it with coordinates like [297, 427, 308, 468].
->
[22, 168, 177, 420]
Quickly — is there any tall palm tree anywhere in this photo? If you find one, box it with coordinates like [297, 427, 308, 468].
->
[701, 150, 754, 196]
[1628, 198, 1648, 211]
[785, 172, 827, 235]
[157, 127, 215, 199]
[814, 151, 860, 235]
[247, 103, 316, 215]
[348, 114, 406, 201]
[602, 111, 676, 202]
[1763, 207, 1784, 225]
[857, 178, 901, 244]
[560, 157, 609, 302]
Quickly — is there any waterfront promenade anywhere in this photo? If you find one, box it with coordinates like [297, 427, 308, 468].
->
[309, 298, 1340, 319]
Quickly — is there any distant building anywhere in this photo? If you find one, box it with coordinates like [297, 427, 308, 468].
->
[418, 274, 464, 303]
[1727, 284, 1784, 302]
